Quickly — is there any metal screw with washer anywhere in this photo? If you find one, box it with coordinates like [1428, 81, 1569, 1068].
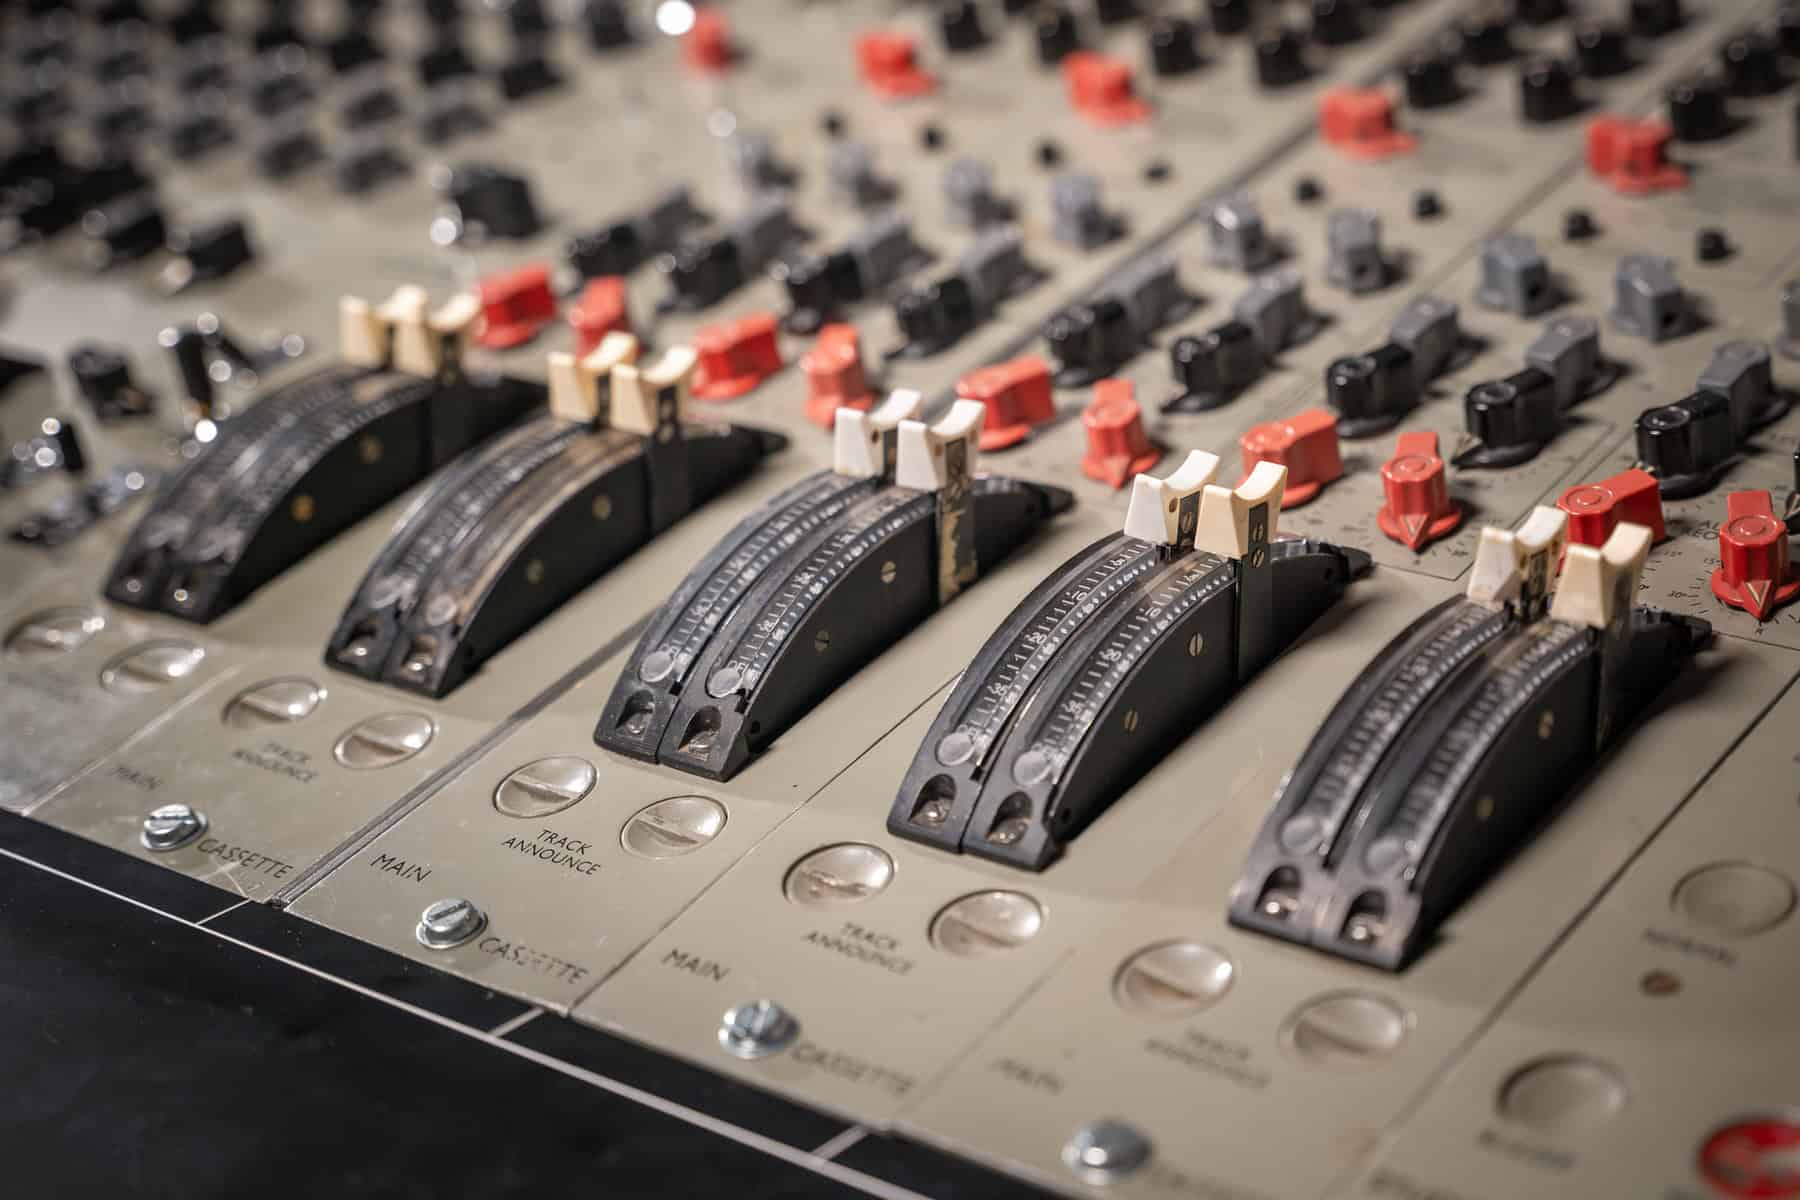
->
[717, 999, 799, 1059]
[415, 897, 487, 949]
[141, 803, 206, 851]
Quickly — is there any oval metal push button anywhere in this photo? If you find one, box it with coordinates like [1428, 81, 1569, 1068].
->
[1113, 941, 1236, 1017]
[1672, 861, 1797, 937]
[621, 796, 727, 859]
[4, 607, 105, 658]
[493, 756, 598, 818]
[99, 639, 206, 692]
[1497, 1056, 1628, 1133]
[783, 843, 896, 908]
[1281, 991, 1411, 1069]
[333, 711, 435, 769]
[929, 890, 1044, 958]
[224, 678, 325, 729]
[1063, 1119, 1153, 1185]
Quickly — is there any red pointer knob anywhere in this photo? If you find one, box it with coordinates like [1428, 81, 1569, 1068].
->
[1239, 408, 1343, 508]
[1320, 88, 1416, 160]
[569, 276, 631, 355]
[856, 31, 937, 99]
[683, 7, 735, 74]
[801, 323, 874, 428]
[1081, 378, 1161, 488]
[693, 312, 783, 401]
[1712, 489, 1800, 621]
[475, 263, 557, 349]
[1585, 115, 1686, 196]
[1377, 430, 1463, 551]
[1558, 467, 1665, 547]
[956, 355, 1054, 451]
[1063, 52, 1151, 126]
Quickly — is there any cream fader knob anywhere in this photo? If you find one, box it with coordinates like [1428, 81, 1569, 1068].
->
[1123, 450, 1220, 548]
[833, 389, 922, 480]
[1466, 505, 1568, 616]
[612, 345, 698, 436]
[548, 331, 640, 425]
[1194, 461, 1286, 559]
[1550, 521, 1651, 630]
[896, 399, 985, 493]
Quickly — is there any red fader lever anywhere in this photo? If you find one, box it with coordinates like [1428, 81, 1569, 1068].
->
[856, 31, 937, 99]
[1239, 408, 1343, 508]
[1319, 88, 1416, 160]
[475, 263, 557, 349]
[1585, 115, 1686, 195]
[801, 324, 874, 428]
[1081, 378, 1161, 488]
[956, 355, 1054, 451]
[1063, 52, 1151, 126]
[1557, 467, 1666, 547]
[1377, 430, 1463, 551]
[1712, 489, 1800, 621]
[693, 312, 783, 401]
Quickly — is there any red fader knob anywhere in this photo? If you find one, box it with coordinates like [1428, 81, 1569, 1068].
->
[1319, 88, 1416, 160]
[1081, 379, 1161, 488]
[693, 312, 783, 401]
[1239, 408, 1343, 508]
[956, 355, 1055, 451]
[1062, 52, 1151, 126]
[568, 276, 631, 355]
[1558, 467, 1666, 547]
[475, 263, 556, 349]
[1377, 430, 1463, 551]
[856, 31, 937, 99]
[1585, 115, 1686, 195]
[1711, 489, 1800, 621]
[801, 324, 874, 428]
[683, 7, 734, 73]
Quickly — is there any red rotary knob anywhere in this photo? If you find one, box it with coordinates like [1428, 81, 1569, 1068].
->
[568, 276, 631, 355]
[1062, 52, 1151, 126]
[856, 31, 937, 99]
[801, 323, 874, 428]
[1711, 489, 1800, 621]
[1239, 408, 1343, 508]
[1080, 378, 1161, 488]
[682, 7, 735, 74]
[475, 263, 557, 349]
[1557, 467, 1666, 547]
[1377, 430, 1463, 551]
[956, 355, 1054, 451]
[1319, 88, 1416, 160]
[692, 312, 783, 401]
[1586, 115, 1687, 195]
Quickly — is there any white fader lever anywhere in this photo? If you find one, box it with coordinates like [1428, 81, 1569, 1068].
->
[1466, 506, 1569, 619]
[339, 293, 391, 368]
[1123, 450, 1221, 550]
[1195, 460, 1287, 560]
[548, 332, 641, 425]
[611, 345, 698, 437]
[340, 286, 482, 378]
[833, 389, 923, 481]
[896, 399, 986, 604]
[1550, 520, 1652, 632]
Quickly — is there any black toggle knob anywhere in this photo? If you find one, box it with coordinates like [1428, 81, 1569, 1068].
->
[1254, 26, 1309, 88]
[1717, 31, 1784, 97]
[1458, 11, 1514, 64]
[894, 276, 978, 353]
[583, 0, 633, 50]
[1512, 0, 1564, 26]
[1665, 74, 1731, 142]
[1518, 55, 1579, 122]
[1044, 298, 1136, 379]
[1148, 17, 1203, 75]
[85, 195, 166, 266]
[1208, 0, 1252, 35]
[69, 343, 151, 422]
[1628, 0, 1681, 38]
[1035, 5, 1081, 64]
[168, 217, 254, 283]
[447, 164, 540, 239]
[1572, 22, 1631, 77]
[939, 1, 988, 52]
[506, 0, 550, 38]
[1170, 321, 1261, 405]
[1779, 2, 1800, 58]
[1459, 369, 1559, 467]
[1326, 343, 1417, 438]
[1094, 0, 1137, 24]
[1311, 0, 1363, 46]
[1403, 46, 1462, 108]
[1635, 391, 1732, 492]
[327, 30, 384, 73]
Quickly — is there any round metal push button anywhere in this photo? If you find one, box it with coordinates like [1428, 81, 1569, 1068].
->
[783, 843, 896, 908]
[1063, 1119, 1152, 1186]
[333, 711, 435, 769]
[1673, 862, 1797, 937]
[929, 890, 1044, 958]
[224, 677, 324, 728]
[1281, 992, 1410, 1069]
[621, 796, 726, 859]
[1497, 1056, 1628, 1133]
[5, 607, 104, 658]
[100, 639, 206, 692]
[493, 756, 597, 818]
[1113, 941, 1235, 1017]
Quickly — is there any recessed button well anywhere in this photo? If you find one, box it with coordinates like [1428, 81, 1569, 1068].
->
[493, 756, 597, 818]
[1673, 862, 1797, 937]
[333, 712, 435, 769]
[1498, 1056, 1628, 1133]
[224, 678, 324, 728]
[621, 796, 726, 859]
[1113, 941, 1235, 1017]
[1281, 992, 1410, 1068]
[929, 891, 1043, 957]
[5, 607, 104, 658]
[100, 639, 205, 692]
[783, 843, 895, 908]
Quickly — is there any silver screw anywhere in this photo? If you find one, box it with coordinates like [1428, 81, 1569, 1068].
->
[1062, 1119, 1152, 1185]
[141, 803, 206, 851]
[717, 999, 799, 1059]
[415, 897, 486, 949]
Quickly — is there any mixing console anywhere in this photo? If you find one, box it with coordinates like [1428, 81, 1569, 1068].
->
[3, 0, 1799, 1195]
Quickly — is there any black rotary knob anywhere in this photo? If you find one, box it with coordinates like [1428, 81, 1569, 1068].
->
[1628, 0, 1681, 38]
[1254, 26, 1309, 88]
[1512, 0, 1564, 26]
[1148, 17, 1203, 75]
[1665, 74, 1731, 142]
[1326, 344, 1417, 438]
[1518, 55, 1579, 122]
[1717, 30, 1784, 97]
[1310, 0, 1362, 46]
[1403, 46, 1461, 108]
[1035, 5, 1081, 64]
[1571, 22, 1631, 77]
[1635, 392, 1732, 491]
[1458, 11, 1514, 65]
[1459, 370, 1559, 467]
[1208, 0, 1252, 35]
[939, 1, 987, 53]
[1169, 321, 1261, 406]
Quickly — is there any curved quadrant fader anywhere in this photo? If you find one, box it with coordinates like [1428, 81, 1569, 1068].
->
[325, 331, 783, 697]
[889, 451, 1372, 870]
[594, 392, 1070, 780]
[1229, 509, 1712, 971]
[103, 288, 537, 623]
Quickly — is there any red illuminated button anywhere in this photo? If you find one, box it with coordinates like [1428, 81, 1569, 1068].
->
[1239, 408, 1343, 508]
[1698, 1116, 1800, 1198]
[1711, 489, 1800, 621]
[475, 263, 556, 350]
[1558, 467, 1666, 546]
[856, 31, 937, 99]
[1377, 430, 1462, 551]
[1586, 115, 1687, 195]
[1063, 52, 1151, 126]
[1081, 378, 1161, 488]
[693, 312, 783, 401]
[683, 7, 734, 74]
[568, 276, 631, 356]
[956, 355, 1054, 451]
[1319, 87, 1416, 160]
[801, 324, 874, 428]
